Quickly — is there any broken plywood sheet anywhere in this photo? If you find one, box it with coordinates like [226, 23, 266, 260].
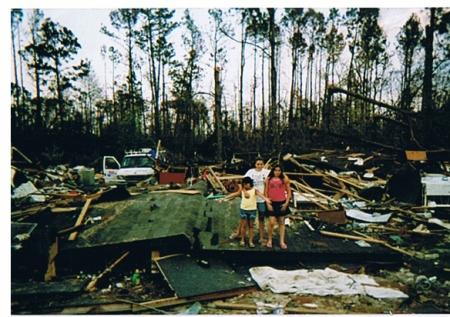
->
[155, 254, 256, 298]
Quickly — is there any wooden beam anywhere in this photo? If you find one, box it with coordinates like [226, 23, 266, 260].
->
[213, 300, 344, 314]
[86, 251, 130, 291]
[390, 206, 428, 220]
[32, 287, 260, 314]
[135, 287, 258, 311]
[291, 190, 330, 210]
[323, 172, 365, 190]
[291, 180, 339, 204]
[285, 172, 324, 177]
[367, 225, 446, 235]
[320, 230, 415, 257]
[11, 205, 48, 217]
[207, 167, 228, 193]
[283, 154, 321, 175]
[57, 224, 84, 236]
[116, 299, 169, 314]
[217, 175, 245, 180]
[332, 191, 345, 201]
[149, 189, 201, 195]
[151, 251, 160, 274]
[323, 183, 372, 203]
[68, 198, 92, 241]
[51, 207, 78, 213]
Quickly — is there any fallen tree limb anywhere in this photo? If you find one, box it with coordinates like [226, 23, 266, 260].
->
[329, 131, 399, 151]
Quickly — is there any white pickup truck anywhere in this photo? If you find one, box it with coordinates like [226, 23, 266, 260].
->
[102, 149, 158, 186]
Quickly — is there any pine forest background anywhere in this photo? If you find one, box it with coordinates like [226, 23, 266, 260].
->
[10, 8, 450, 166]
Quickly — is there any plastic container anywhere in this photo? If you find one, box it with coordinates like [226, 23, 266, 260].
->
[179, 302, 201, 314]
[131, 270, 141, 286]
[80, 168, 95, 186]
[273, 307, 285, 314]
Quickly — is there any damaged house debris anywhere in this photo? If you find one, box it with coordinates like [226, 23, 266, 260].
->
[10, 6, 450, 314]
[10, 139, 450, 314]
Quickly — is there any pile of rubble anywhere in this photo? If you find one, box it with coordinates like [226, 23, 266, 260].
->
[10, 146, 450, 314]
[204, 149, 450, 279]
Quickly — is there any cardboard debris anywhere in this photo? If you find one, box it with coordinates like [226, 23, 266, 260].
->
[12, 181, 38, 199]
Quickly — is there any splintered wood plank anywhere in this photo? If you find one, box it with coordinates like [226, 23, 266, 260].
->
[68, 198, 92, 241]
[213, 300, 345, 314]
[44, 261, 56, 282]
[149, 189, 201, 195]
[320, 230, 415, 257]
[283, 154, 320, 175]
[291, 180, 338, 204]
[51, 207, 78, 212]
[324, 172, 365, 190]
[206, 174, 220, 189]
[291, 189, 329, 210]
[323, 183, 371, 203]
[217, 175, 245, 180]
[332, 191, 345, 201]
[207, 167, 228, 193]
[86, 251, 130, 291]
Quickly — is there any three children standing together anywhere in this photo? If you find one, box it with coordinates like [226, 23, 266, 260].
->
[218, 157, 292, 250]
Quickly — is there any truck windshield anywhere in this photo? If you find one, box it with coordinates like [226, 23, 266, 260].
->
[121, 156, 154, 168]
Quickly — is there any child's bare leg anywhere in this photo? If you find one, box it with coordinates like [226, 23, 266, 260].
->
[267, 216, 276, 246]
[248, 219, 255, 243]
[239, 219, 247, 244]
[258, 215, 265, 242]
[279, 217, 287, 248]
[230, 220, 241, 239]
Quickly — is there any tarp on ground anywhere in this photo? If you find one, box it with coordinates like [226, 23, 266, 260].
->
[249, 266, 408, 299]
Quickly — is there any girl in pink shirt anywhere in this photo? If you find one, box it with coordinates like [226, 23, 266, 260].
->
[264, 164, 291, 249]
